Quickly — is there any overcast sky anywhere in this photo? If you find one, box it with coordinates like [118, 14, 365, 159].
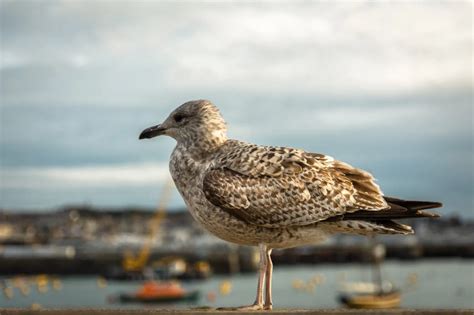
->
[1, 1, 472, 216]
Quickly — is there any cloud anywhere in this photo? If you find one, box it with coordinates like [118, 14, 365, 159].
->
[0, 163, 171, 189]
[1, 1, 471, 106]
[0, 162, 180, 210]
[160, 2, 471, 94]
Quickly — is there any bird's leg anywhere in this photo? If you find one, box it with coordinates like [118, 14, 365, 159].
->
[264, 247, 273, 310]
[217, 244, 267, 311]
[253, 243, 267, 307]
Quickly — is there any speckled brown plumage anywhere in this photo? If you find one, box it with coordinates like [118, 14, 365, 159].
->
[139, 99, 441, 310]
[203, 140, 389, 228]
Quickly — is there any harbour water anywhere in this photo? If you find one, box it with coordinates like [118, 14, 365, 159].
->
[1, 259, 473, 309]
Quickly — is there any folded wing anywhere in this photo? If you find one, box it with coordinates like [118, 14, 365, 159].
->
[203, 140, 389, 228]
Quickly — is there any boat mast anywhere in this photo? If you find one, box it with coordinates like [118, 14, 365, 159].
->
[370, 236, 386, 293]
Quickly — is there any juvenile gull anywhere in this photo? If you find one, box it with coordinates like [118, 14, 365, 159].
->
[139, 100, 441, 310]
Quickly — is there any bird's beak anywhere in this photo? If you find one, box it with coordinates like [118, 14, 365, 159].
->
[139, 124, 166, 139]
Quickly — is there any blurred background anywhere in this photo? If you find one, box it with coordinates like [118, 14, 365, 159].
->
[0, 0, 472, 310]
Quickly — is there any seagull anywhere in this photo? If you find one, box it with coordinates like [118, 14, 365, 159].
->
[139, 100, 441, 310]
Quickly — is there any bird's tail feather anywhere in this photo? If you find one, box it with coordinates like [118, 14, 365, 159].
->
[385, 196, 442, 211]
[324, 196, 441, 235]
[323, 220, 414, 235]
[343, 196, 442, 220]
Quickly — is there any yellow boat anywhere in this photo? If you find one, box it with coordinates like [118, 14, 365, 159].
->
[339, 289, 401, 309]
[338, 238, 402, 309]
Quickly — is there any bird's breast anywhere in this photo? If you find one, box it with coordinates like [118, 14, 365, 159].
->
[169, 147, 208, 200]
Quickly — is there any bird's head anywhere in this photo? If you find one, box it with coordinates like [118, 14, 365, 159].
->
[139, 100, 228, 153]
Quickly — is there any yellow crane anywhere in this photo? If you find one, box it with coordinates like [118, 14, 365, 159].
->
[122, 180, 174, 273]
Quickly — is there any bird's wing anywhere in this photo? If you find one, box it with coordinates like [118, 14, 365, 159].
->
[203, 140, 388, 228]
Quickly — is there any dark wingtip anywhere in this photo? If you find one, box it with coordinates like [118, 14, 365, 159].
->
[415, 201, 443, 210]
[384, 197, 443, 211]
[432, 202, 443, 209]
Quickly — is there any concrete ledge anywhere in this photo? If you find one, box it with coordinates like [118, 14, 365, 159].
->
[1, 309, 473, 315]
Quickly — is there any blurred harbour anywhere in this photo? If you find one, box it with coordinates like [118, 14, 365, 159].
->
[1, 208, 473, 275]
[1, 261, 473, 309]
[1, 207, 473, 309]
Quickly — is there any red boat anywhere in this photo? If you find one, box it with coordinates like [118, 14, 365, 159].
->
[114, 281, 200, 303]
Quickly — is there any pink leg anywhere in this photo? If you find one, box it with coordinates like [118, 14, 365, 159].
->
[253, 243, 267, 306]
[264, 247, 273, 310]
[217, 244, 267, 311]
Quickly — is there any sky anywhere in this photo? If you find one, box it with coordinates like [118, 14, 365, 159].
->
[0, 0, 472, 216]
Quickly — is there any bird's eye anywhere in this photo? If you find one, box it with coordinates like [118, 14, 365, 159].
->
[174, 114, 185, 123]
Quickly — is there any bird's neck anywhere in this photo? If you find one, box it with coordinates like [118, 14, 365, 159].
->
[179, 129, 228, 159]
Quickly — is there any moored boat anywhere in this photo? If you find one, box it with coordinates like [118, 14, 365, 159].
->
[339, 287, 401, 309]
[113, 280, 200, 303]
[338, 238, 402, 309]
